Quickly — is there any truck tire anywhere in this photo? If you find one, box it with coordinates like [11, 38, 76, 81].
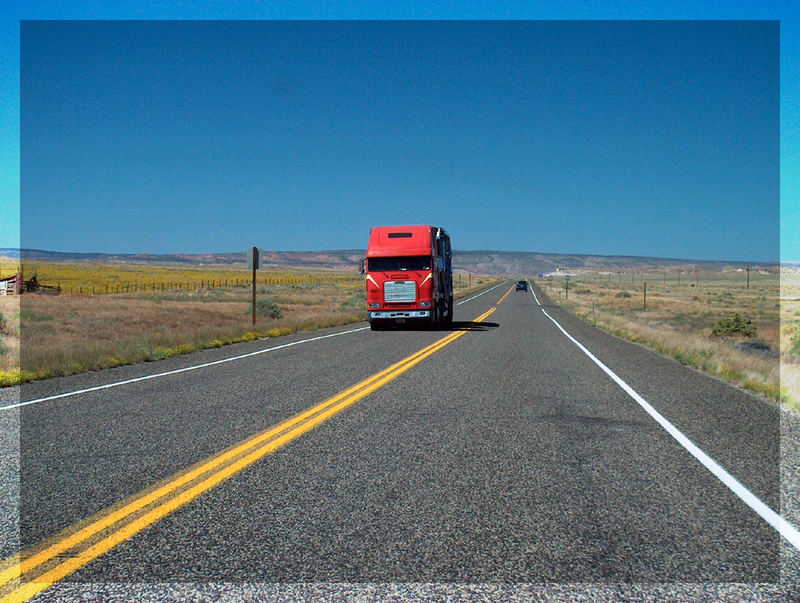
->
[444, 295, 454, 325]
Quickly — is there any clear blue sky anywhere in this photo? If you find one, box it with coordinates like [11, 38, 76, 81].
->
[2, 3, 796, 262]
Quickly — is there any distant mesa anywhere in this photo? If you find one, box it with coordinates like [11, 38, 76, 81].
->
[0, 248, 776, 275]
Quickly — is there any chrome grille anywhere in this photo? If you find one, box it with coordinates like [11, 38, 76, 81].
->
[384, 280, 416, 303]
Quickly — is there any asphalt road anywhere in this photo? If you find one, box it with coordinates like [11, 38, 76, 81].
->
[2, 282, 798, 601]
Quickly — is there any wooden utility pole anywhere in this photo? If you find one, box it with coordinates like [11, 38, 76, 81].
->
[746, 265, 750, 290]
[643, 281, 647, 310]
[252, 260, 257, 326]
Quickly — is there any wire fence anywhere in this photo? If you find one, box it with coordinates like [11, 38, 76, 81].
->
[33, 272, 489, 296]
[50, 274, 365, 295]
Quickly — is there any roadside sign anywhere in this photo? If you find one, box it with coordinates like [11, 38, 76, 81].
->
[247, 247, 263, 270]
[565, 274, 571, 282]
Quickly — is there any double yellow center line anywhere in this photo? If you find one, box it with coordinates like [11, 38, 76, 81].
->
[496, 285, 514, 305]
[1, 305, 497, 602]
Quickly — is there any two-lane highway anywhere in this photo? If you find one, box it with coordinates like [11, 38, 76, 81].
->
[2, 281, 797, 601]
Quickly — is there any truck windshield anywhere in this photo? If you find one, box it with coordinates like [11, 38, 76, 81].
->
[369, 256, 431, 272]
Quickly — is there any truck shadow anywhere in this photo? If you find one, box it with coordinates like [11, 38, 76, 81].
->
[377, 321, 499, 332]
[441, 320, 499, 332]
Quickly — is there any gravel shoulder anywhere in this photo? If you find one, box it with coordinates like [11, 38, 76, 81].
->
[781, 404, 800, 585]
[0, 386, 19, 561]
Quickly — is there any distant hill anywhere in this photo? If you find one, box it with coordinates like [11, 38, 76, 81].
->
[447, 250, 756, 275]
[0, 248, 776, 276]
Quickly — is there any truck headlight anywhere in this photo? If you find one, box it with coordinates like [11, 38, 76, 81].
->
[368, 302, 381, 309]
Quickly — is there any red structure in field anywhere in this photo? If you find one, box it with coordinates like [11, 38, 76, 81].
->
[0, 274, 21, 295]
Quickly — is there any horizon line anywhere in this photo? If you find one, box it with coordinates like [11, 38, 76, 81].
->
[0, 247, 783, 266]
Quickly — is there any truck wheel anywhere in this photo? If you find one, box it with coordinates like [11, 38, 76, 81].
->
[444, 295, 454, 325]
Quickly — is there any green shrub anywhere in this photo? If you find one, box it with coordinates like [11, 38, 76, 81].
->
[338, 290, 366, 311]
[791, 326, 800, 356]
[20, 310, 53, 322]
[711, 313, 756, 337]
[0, 311, 5, 332]
[615, 291, 631, 298]
[243, 298, 283, 319]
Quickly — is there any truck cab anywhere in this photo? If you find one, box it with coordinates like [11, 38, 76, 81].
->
[364, 225, 453, 330]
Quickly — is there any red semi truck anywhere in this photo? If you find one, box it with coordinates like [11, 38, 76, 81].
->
[363, 225, 454, 330]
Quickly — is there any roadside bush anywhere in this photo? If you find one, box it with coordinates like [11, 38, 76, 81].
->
[711, 313, 756, 338]
[337, 290, 366, 311]
[243, 298, 282, 319]
[615, 291, 632, 298]
[791, 326, 800, 356]
[0, 311, 5, 332]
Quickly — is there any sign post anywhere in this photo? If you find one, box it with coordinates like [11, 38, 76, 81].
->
[565, 274, 570, 300]
[247, 247, 263, 326]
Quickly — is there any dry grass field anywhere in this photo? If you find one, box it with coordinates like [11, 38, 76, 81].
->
[0, 262, 497, 386]
[781, 267, 800, 410]
[538, 267, 797, 408]
[0, 296, 20, 383]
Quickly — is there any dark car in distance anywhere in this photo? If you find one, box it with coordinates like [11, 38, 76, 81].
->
[515, 280, 528, 291]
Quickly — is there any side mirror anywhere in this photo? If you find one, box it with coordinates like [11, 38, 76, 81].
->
[359, 258, 366, 275]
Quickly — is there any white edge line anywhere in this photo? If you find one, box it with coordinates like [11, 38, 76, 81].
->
[538, 303, 800, 552]
[1, 326, 370, 411]
[456, 281, 507, 305]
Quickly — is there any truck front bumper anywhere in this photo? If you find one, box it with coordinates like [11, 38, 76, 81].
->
[369, 310, 431, 319]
